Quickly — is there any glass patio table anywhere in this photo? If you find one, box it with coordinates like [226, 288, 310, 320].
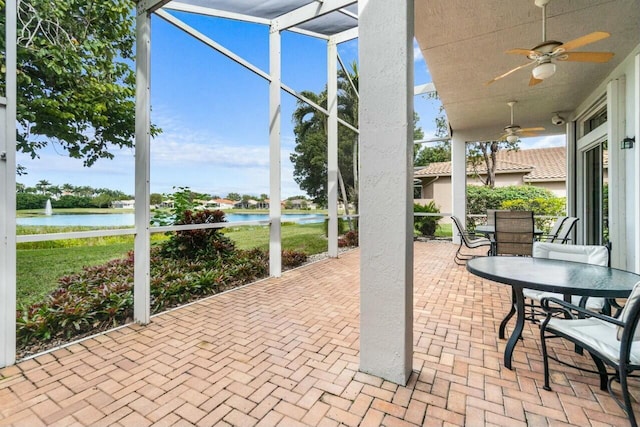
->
[466, 256, 640, 370]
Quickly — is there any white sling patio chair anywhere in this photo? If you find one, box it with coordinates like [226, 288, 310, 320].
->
[553, 216, 579, 243]
[537, 216, 568, 243]
[540, 281, 640, 427]
[523, 242, 610, 321]
[451, 216, 492, 265]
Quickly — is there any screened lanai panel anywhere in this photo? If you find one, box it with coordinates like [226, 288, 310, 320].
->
[169, 0, 358, 36]
[296, 9, 357, 35]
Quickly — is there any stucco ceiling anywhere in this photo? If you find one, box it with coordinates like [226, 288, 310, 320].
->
[415, 0, 640, 140]
[414, 0, 640, 141]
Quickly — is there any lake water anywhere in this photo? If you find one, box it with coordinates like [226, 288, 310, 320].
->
[17, 213, 325, 227]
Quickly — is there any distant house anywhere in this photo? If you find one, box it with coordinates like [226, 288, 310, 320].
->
[207, 198, 235, 209]
[111, 200, 135, 209]
[414, 147, 575, 214]
[234, 199, 269, 209]
[285, 198, 317, 210]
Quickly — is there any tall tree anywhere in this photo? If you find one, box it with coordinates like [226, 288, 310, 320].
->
[290, 62, 422, 208]
[467, 139, 519, 188]
[35, 179, 50, 194]
[1, 0, 158, 168]
[414, 92, 449, 167]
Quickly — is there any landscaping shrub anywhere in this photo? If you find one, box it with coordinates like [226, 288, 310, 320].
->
[466, 185, 565, 229]
[160, 209, 236, 260]
[16, 193, 49, 210]
[413, 201, 442, 237]
[323, 217, 347, 236]
[15, 199, 314, 351]
[282, 250, 308, 268]
[52, 195, 94, 209]
[338, 230, 358, 247]
[16, 245, 306, 347]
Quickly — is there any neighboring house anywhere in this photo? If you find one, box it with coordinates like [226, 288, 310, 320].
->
[285, 198, 317, 210]
[234, 199, 270, 209]
[111, 199, 135, 209]
[207, 198, 235, 209]
[414, 147, 579, 214]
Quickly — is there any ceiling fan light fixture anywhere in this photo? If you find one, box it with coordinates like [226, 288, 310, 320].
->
[506, 134, 519, 143]
[532, 62, 556, 80]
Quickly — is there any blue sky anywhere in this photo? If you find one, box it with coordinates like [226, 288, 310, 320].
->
[17, 11, 564, 198]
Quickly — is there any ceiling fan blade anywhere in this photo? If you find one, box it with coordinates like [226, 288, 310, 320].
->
[557, 51, 614, 63]
[558, 31, 610, 52]
[519, 131, 541, 137]
[519, 127, 545, 132]
[486, 61, 536, 85]
[529, 76, 543, 86]
[506, 48, 537, 56]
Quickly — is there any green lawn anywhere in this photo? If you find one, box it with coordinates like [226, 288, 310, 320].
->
[17, 243, 134, 307]
[16, 220, 451, 308]
[435, 223, 452, 237]
[16, 223, 328, 308]
[17, 208, 133, 217]
[222, 222, 327, 253]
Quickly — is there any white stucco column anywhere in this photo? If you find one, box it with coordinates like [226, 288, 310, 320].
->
[269, 26, 282, 276]
[358, 0, 414, 385]
[451, 135, 467, 243]
[327, 39, 338, 257]
[134, 5, 151, 324]
[0, 0, 17, 367]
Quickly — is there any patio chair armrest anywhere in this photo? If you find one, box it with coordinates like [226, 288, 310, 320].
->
[541, 296, 624, 327]
[466, 232, 485, 239]
[535, 234, 553, 241]
[608, 298, 625, 312]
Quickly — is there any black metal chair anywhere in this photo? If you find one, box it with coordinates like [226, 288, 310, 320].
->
[493, 210, 535, 256]
[540, 281, 640, 427]
[451, 216, 492, 265]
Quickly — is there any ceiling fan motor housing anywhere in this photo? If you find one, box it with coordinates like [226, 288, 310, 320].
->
[527, 41, 563, 60]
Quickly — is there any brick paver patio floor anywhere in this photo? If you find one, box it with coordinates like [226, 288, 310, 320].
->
[1, 242, 638, 426]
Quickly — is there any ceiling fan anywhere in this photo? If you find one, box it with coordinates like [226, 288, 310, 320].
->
[500, 101, 544, 142]
[487, 0, 614, 86]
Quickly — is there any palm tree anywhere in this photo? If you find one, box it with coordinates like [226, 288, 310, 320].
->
[35, 179, 50, 195]
[61, 183, 75, 195]
[74, 186, 95, 197]
[48, 185, 62, 198]
[338, 61, 359, 212]
[290, 64, 361, 227]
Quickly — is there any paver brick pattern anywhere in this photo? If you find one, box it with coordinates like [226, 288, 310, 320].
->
[1, 242, 638, 426]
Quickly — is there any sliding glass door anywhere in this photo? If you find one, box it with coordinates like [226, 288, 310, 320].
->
[583, 140, 608, 245]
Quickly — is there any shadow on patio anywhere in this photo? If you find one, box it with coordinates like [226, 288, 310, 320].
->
[0, 241, 637, 426]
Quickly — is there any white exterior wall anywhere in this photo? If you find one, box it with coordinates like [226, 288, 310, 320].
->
[635, 53, 640, 274]
[572, 44, 640, 271]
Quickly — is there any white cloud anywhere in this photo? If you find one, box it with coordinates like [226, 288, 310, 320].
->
[413, 39, 425, 63]
[520, 134, 566, 149]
